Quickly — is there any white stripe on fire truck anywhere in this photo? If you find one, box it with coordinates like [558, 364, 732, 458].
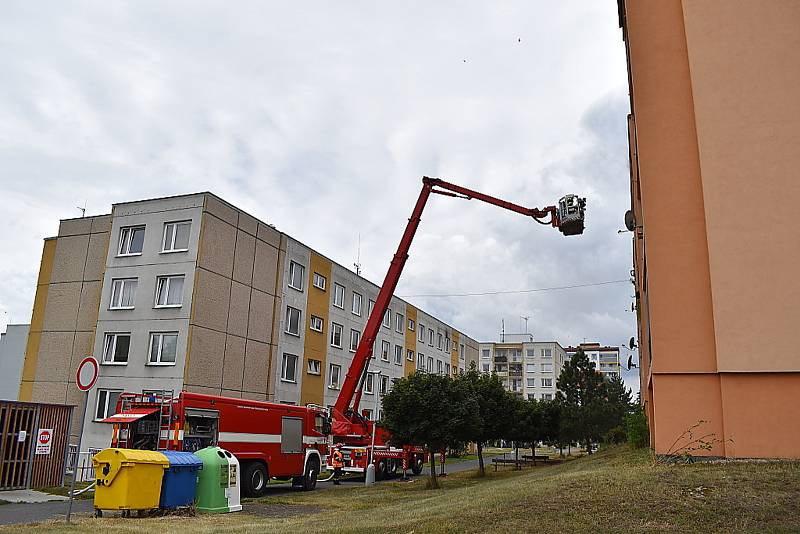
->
[216, 432, 329, 445]
[159, 430, 185, 440]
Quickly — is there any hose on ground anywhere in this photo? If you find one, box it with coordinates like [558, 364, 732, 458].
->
[71, 481, 96, 496]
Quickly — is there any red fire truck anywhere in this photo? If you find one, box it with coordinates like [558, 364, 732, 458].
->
[325, 176, 585, 478]
[102, 391, 331, 496]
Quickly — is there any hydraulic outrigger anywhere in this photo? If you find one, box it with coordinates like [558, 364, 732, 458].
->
[329, 176, 586, 475]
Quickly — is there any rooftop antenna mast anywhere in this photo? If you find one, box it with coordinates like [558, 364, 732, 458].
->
[76, 201, 86, 218]
[353, 233, 362, 276]
[501, 319, 505, 343]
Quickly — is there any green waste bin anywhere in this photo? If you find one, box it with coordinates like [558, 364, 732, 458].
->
[195, 446, 241, 513]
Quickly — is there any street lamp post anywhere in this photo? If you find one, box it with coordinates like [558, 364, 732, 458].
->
[365, 371, 381, 486]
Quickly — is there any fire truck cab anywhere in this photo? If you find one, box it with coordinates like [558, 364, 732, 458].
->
[102, 391, 331, 496]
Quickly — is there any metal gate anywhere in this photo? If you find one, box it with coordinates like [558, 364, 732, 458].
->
[0, 401, 73, 490]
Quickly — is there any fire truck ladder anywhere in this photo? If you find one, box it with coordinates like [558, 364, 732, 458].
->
[155, 389, 176, 450]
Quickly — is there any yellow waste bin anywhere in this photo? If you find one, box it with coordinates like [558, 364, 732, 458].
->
[93, 448, 169, 513]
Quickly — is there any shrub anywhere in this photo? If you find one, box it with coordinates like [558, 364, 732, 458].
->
[625, 406, 649, 448]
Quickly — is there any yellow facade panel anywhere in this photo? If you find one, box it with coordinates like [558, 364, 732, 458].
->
[300, 253, 332, 406]
[404, 306, 418, 377]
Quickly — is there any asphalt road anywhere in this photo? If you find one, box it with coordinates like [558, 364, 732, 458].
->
[0, 457, 483, 526]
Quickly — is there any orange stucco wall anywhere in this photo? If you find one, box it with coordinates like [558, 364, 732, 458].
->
[624, 0, 800, 458]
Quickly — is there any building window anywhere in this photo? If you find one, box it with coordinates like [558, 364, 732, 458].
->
[102, 333, 130, 364]
[285, 306, 301, 336]
[482, 363, 490, 373]
[541, 348, 552, 359]
[381, 340, 390, 361]
[482, 349, 490, 359]
[407, 349, 414, 362]
[281, 353, 298, 382]
[95, 389, 122, 420]
[382, 309, 391, 328]
[379, 375, 389, 395]
[460, 343, 465, 360]
[542, 393, 553, 401]
[437, 333, 443, 350]
[417, 353, 425, 370]
[307, 359, 321, 375]
[352, 292, 363, 316]
[394, 345, 403, 365]
[329, 364, 341, 389]
[428, 328, 434, 346]
[395, 313, 404, 333]
[445, 363, 451, 375]
[362, 408, 374, 420]
[118, 226, 145, 256]
[542, 378, 553, 388]
[330, 322, 343, 348]
[526, 378, 536, 388]
[350, 329, 361, 352]
[313, 272, 327, 290]
[526, 363, 536, 373]
[437, 360, 443, 374]
[542, 363, 553, 373]
[364, 373, 374, 394]
[427, 356, 433, 373]
[109, 278, 138, 310]
[418, 324, 425, 342]
[288, 261, 305, 291]
[408, 319, 415, 331]
[310, 315, 324, 332]
[162, 221, 191, 253]
[148, 332, 178, 365]
[526, 349, 535, 358]
[155, 275, 184, 308]
[445, 334, 450, 352]
[333, 283, 345, 308]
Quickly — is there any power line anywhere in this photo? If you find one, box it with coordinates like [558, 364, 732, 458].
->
[399, 279, 630, 298]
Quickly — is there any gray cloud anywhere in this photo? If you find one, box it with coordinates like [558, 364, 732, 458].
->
[0, 1, 638, 392]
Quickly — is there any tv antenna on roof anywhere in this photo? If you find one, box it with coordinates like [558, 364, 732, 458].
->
[76, 201, 86, 218]
[353, 233, 362, 276]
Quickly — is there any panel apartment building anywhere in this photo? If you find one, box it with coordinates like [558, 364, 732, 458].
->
[18, 192, 479, 453]
[564, 343, 621, 379]
[478, 341, 566, 401]
[620, 1, 800, 457]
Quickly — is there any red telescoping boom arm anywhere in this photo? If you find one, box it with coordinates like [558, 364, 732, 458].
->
[332, 176, 579, 434]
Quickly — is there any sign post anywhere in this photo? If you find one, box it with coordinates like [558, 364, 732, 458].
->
[66, 356, 98, 523]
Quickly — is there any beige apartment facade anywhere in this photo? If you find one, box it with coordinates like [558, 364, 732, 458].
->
[620, 0, 800, 458]
[478, 341, 565, 401]
[19, 192, 478, 453]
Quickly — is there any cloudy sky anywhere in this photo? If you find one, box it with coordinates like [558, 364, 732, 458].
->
[0, 2, 638, 393]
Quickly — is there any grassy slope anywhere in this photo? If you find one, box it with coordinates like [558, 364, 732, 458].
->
[12, 446, 800, 533]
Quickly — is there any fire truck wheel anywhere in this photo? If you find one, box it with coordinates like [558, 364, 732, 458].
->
[301, 456, 319, 491]
[375, 459, 387, 481]
[411, 455, 424, 475]
[243, 462, 268, 497]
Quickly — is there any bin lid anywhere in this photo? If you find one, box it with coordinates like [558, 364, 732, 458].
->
[194, 446, 231, 467]
[162, 450, 203, 468]
[100, 407, 159, 423]
[93, 448, 170, 466]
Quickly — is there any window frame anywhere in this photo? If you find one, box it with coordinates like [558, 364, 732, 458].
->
[349, 329, 361, 352]
[288, 261, 305, 291]
[364, 373, 374, 395]
[312, 272, 327, 290]
[285, 306, 302, 337]
[417, 353, 425, 370]
[102, 333, 131, 365]
[428, 328, 434, 346]
[109, 278, 138, 310]
[352, 292, 363, 316]
[307, 359, 321, 375]
[333, 283, 345, 308]
[381, 340, 390, 362]
[407, 349, 414, 362]
[95, 389, 123, 421]
[147, 332, 178, 366]
[328, 363, 342, 389]
[379, 375, 389, 395]
[382, 309, 391, 328]
[309, 315, 324, 333]
[395, 313, 404, 333]
[408, 319, 415, 332]
[418, 324, 425, 342]
[161, 221, 191, 253]
[542, 377, 553, 388]
[154, 275, 185, 308]
[281, 353, 298, 383]
[330, 322, 343, 348]
[394, 344, 403, 365]
[117, 225, 145, 257]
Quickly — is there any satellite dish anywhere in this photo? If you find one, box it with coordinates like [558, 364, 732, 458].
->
[629, 337, 636, 350]
[627, 354, 638, 370]
[624, 210, 636, 232]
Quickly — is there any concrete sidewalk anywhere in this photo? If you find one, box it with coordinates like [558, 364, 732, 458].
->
[1, 489, 68, 503]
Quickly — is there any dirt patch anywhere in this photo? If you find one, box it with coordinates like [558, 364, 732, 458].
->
[242, 503, 322, 518]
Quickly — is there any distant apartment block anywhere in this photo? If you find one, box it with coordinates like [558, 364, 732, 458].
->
[0, 324, 29, 400]
[478, 341, 565, 401]
[565, 343, 621, 379]
[18, 192, 479, 453]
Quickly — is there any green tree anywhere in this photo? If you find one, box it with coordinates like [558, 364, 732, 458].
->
[508, 397, 545, 464]
[602, 374, 633, 443]
[556, 349, 607, 454]
[458, 364, 514, 476]
[381, 371, 480, 488]
[625, 404, 649, 448]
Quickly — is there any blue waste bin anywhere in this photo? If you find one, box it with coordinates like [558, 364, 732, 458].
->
[159, 451, 203, 509]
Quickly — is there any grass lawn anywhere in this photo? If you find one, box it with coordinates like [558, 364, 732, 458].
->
[9, 445, 800, 533]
